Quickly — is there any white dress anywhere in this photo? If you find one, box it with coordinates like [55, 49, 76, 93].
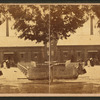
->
[87, 60, 91, 67]
[3, 62, 7, 69]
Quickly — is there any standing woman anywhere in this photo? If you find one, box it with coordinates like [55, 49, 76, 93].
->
[6, 60, 10, 68]
[3, 60, 7, 69]
[87, 58, 91, 67]
[90, 58, 94, 67]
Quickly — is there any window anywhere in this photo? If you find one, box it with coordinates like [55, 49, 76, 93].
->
[76, 51, 81, 57]
[20, 52, 25, 59]
[21, 54, 24, 58]
[31, 52, 38, 61]
[63, 51, 68, 58]
[78, 52, 81, 57]
[34, 53, 38, 58]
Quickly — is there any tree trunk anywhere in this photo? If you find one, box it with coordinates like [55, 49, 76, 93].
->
[50, 39, 58, 83]
[45, 39, 58, 83]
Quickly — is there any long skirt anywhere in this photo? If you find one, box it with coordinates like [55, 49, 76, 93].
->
[87, 60, 91, 67]
[3, 62, 7, 69]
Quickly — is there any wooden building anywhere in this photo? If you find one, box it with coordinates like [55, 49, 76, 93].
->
[56, 35, 100, 64]
[0, 37, 46, 64]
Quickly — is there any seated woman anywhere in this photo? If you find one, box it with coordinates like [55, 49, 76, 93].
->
[78, 60, 86, 74]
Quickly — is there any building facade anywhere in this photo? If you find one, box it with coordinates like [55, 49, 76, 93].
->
[0, 37, 47, 65]
[56, 36, 100, 65]
[0, 46, 45, 63]
[57, 45, 100, 63]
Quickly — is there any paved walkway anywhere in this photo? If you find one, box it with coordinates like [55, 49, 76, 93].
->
[2, 65, 100, 93]
[0, 67, 49, 93]
[2, 65, 99, 84]
[67, 65, 100, 84]
[78, 66, 100, 83]
[0, 67, 27, 81]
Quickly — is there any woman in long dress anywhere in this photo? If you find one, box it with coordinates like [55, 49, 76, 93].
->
[3, 61, 7, 69]
[87, 59, 91, 67]
[90, 58, 94, 67]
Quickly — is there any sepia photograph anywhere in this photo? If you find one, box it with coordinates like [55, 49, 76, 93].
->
[0, 4, 49, 94]
[49, 4, 100, 94]
[0, 3, 100, 96]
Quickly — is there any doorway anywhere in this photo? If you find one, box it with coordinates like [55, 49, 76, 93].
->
[88, 52, 98, 58]
[3, 52, 15, 67]
[88, 51, 99, 64]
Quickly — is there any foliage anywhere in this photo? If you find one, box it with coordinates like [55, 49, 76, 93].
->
[0, 5, 93, 43]
[50, 5, 89, 40]
[8, 5, 49, 44]
[8, 5, 90, 43]
[0, 5, 7, 25]
[92, 5, 100, 27]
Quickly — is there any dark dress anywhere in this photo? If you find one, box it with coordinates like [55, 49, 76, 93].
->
[6, 60, 10, 68]
[90, 59, 94, 67]
[78, 62, 86, 74]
